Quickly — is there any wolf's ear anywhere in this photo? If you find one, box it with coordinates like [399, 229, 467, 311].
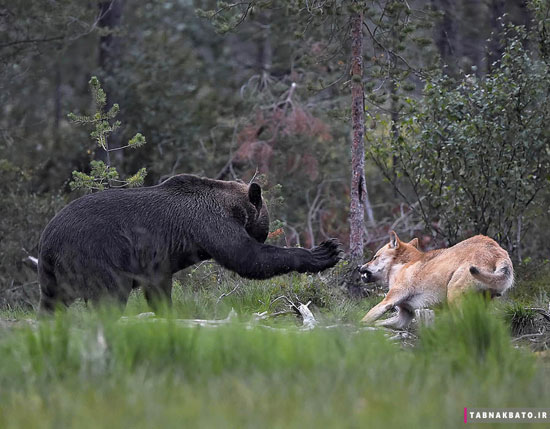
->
[408, 238, 419, 249]
[389, 230, 400, 249]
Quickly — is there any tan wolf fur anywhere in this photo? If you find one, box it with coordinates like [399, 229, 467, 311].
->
[359, 231, 514, 329]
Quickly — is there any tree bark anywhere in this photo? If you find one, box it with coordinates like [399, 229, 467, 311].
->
[98, 0, 124, 164]
[259, 11, 272, 89]
[433, 0, 456, 70]
[54, 65, 61, 135]
[98, 0, 123, 77]
[461, 0, 483, 74]
[488, 0, 506, 72]
[349, 7, 366, 262]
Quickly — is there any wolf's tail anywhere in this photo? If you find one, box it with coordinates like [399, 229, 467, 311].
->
[469, 260, 514, 293]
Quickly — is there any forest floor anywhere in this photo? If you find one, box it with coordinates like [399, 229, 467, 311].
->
[0, 261, 550, 428]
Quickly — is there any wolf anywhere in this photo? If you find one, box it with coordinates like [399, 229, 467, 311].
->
[359, 231, 513, 328]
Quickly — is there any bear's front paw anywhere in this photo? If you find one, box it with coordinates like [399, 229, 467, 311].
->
[308, 239, 343, 272]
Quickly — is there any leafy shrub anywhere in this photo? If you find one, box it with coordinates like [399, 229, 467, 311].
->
[0, 160, 64, 298]
[370, 13, 550, 255]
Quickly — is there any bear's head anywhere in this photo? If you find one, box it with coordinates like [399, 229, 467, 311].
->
[246, 183, 270, 243]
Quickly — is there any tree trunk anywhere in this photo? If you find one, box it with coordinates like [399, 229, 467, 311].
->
[349, 7, 366, 263]
[488, 0, 506, 72]
[390, 78, 400, 196]
[98, 0, 124, 165]
[461, 0, 483, 74]
[433, 0, 456, 70]
[259, 11, 272, 89]
[98, 0, 123, 76]
[53, 64, 61, 144]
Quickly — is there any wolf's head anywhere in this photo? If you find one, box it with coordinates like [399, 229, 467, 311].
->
[359, 231, 420, 285]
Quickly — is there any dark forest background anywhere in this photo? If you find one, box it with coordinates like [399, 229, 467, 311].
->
[2, 0, 549, 294]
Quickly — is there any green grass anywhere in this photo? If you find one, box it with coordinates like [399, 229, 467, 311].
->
[121, 263, 377, 324]
[0, 294, 548, 429]
[508, 260, 550, 305]
[1, 265, 549, 428]
[502, 302, 538, 336]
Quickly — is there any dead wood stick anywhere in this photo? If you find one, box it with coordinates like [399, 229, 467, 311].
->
[526, 307, 550, 323]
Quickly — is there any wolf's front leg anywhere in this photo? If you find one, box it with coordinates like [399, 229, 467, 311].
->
[374, 306, 414, 329]
[361, 301, 394, 324]
[361, 288, 410, 324]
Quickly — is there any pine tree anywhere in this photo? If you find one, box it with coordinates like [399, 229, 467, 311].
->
[67, 76, 147, 192]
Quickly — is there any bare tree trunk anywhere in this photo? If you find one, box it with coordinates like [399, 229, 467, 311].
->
[488, 0, 505, 72]
[519, 0, 531, 32]
[433, 0, 456, 70]
[349, 7, 366, 263]
[54, 65, 61, 134]
[259, 11, 272, 89]
[98, 0, 123, 76]
[461, 0, 483, 74]
[98, 0, 124, 165]
[389, 72, 400, 196]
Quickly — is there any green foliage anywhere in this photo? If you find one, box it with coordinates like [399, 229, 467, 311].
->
[418, 295, 534, 380]
[193, 0, 437, 248]
[530, 0, 550, 60]
[68, 77, 147, 192]
[0, 296, 548, 428]
[128, 264, 351, 322]
[69, 160, 118, 192]
[127, 133, 146, 149]
[508, 260, 550, 304]
[370, 18, 550, 250]
[0, 160, 63, 294]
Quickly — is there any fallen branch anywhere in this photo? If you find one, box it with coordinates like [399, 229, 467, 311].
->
[296, 301, 317, 330]
[252, 310, 294, 321]
[22, 248, 38, 270]
[266, 295, 318, 329]
[388, 330, 417, 342]
[216, 284, 240, 305]
[526, 307, 550, 323]
[119, 308, 238, 328]
[512, 332, 546, 342]
[119, 296, 319, 330]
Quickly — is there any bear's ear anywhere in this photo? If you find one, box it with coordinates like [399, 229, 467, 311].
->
[248, 183, 262, 211]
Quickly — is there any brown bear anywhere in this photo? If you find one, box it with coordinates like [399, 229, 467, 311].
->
[38, 174, 341, 312]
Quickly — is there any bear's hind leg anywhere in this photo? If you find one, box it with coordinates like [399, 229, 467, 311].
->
[87, 272, 133, 314]
[38, 262, 65, 315]
[38, 289, 61, 315]
[143, 276, 173, 314]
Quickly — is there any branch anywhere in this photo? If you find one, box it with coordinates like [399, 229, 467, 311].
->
[526, 307, 550, 323]
[512, 332, 546, 342]
[0, 35, 66, 49]
[363, 21, 428, 80]
[21, 248, 38, 270]
[216, 284, 240, 305]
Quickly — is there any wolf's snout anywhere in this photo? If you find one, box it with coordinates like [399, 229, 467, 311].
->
[359, 265, 374, 283]
[489, 289, 502, 298]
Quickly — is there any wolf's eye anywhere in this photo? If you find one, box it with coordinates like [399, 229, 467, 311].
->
[373, 255, 378, 261]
